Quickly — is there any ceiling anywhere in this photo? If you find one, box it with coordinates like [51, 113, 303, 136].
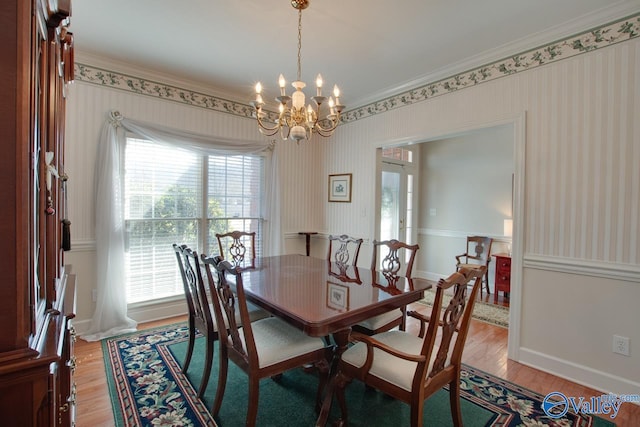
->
[70, 0, 639, 109]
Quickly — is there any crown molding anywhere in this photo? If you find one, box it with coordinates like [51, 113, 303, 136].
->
[342, 12, 640, 124]
[75, 11, 640, 125]
[351, 2, 640, 109]
[75, 51, 245, 103]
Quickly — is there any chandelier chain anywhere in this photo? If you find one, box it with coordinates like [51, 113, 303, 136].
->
[297, 8, 302, 81]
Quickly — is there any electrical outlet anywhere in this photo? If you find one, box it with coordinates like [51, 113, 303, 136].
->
[613, 335, 630, 356]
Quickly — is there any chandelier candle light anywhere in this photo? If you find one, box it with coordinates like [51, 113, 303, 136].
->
[251, 0, 344, 142]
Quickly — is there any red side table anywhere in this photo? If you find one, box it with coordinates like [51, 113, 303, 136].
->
[493, 253, 511, 303]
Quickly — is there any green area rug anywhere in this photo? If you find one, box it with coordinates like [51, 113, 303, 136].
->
[104, 323, 615, 426]
[418, 289, 510, 328]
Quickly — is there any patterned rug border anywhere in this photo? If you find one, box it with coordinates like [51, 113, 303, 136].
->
[418, 289, 510, 329]
[103, 323, 615, 427]
[102, 323, 217, 427]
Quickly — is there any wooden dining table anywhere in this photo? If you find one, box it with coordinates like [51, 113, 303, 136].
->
[240, 254, 432, 349]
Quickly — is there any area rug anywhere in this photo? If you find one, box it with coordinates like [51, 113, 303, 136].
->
[104, 323, 614, 426]
[418, 289, 510, 328]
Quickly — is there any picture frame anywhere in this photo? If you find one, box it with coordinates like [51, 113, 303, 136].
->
[328, 173, 352, 203]
[326, 282, 349, 311]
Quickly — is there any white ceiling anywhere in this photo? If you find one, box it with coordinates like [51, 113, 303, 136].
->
[70, 0, 639, 109]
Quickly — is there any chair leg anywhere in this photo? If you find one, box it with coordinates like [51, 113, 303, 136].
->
[197, 334, 214, 397]
[449, 377, 463, 427]
[246, 377, 261, 427]
[183, 318, 196, 372]
[484, 270, 491, 295]
[211, 346, 228, 416]
[409, 399, 424, 427]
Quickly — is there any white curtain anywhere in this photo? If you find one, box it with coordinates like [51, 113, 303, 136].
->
[80, 110, 281, 341]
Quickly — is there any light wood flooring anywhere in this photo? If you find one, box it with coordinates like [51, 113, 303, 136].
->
[74, 305, 639, 426]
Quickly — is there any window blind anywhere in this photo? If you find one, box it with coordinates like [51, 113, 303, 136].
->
[123, 138, 264, 304]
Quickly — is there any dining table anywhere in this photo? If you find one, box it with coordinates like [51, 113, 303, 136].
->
[240, 254, 431, 346]
[238, 253, 432, 425]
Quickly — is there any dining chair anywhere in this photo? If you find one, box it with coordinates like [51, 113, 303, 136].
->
[172, 244, 268, 397]
[216, 230, 256, 269]
[352, 239, 420, 335]
[455, 235, 493, 295]
[331, 266, 486, 427]
[172, 243, 218, 397]
[327, 234, 364, 266]
[327, 234, 364, 286]
[203, 255, 332, 427]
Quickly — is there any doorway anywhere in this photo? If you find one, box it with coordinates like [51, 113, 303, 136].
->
[374, 116, 525, 361]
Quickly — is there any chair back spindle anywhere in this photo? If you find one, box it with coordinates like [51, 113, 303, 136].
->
[371, 239, 419, 277]
[351, 239, 420, 335]
[216, 230, 256, 269]
[327, 234, 363, 266]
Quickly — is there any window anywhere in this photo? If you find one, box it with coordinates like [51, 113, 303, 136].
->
[123, 137, 264, 304]
[382, 147, 413, 163]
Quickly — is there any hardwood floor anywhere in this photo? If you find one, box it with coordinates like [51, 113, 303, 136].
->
[75, 308, 639, 426]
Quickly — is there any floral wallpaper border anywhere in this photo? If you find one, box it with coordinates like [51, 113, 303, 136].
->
[75, 13, 639, 124]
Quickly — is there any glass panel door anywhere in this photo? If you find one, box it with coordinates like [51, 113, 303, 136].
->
[380, 163, 414, 245]
[380, 167, 402, 242]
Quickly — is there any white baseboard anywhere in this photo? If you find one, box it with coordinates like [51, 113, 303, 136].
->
[127, 300, 188, 324]
[519, 347, 640, 400]
[415, 269, 445, 283]
[71, 300, 188, 336]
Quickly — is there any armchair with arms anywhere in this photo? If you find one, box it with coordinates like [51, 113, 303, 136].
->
[329, 266, 485, 427]
[455, 235, 493, 295]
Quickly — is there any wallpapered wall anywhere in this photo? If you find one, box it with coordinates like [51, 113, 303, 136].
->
[317, 40, 640, 395]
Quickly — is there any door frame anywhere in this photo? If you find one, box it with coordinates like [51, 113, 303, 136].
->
[373, 112, 525, 361]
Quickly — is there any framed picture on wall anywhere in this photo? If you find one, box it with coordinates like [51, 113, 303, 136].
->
[328, 173, 352, 202]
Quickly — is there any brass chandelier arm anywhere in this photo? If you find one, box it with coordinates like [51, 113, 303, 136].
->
[313, 119, 340, 137]
[255, 112, 282, 136]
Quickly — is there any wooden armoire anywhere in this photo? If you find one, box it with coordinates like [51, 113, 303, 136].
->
[0, 0, 76, 425]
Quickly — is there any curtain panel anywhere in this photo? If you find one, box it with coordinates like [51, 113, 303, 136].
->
[81, 110, 282, 341]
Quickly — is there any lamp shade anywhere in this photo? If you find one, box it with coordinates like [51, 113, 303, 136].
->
[503, 219, 513, 237]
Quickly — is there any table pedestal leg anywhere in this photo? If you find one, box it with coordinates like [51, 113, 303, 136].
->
[316, 328, 351, 426]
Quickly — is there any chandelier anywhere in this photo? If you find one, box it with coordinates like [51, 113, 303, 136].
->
[251, 0, 344, 142]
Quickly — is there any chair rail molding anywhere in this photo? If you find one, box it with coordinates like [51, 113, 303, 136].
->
[524, 254, 640, 283]
[69, 239, 96, 252]
[418, 228, 512, 244]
